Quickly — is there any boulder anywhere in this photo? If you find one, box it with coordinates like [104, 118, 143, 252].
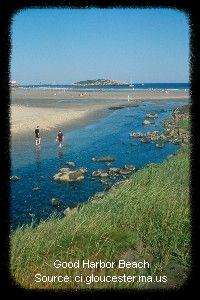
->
[90, 192, 105, 203]
[10, 175, 20, 181]
[79, 168, 87, 174]
[109, 167, 120, 173]
[111, 180, 128, 190]
[100, 172, 109, 178]
[53, 168, 86, 183]
[92, 170, 102, 177]
[141, 137, 150, 143]
[33, 187, 40, 191]
[119, 168, 132, 176]
[63, 207, 71, 215]
[178, 128, 186, 136]
[149, 133, 159, 141]
[129, 132, 144, 138]
[99, 179, 108, 185]
[63, 206, 78, 216]
[155, 143, 164, 148]
[92, 156, 115, 163]
[104, 184, 112, 191]
[143, 120, 151, 126]
[124, 164, 136, 171]
[59, 168, 70, 173]
[66, 161, 76, 167]
[68, 170, 84, 182]
[146, 113, 158, 118]
[51, 198, 61, 206]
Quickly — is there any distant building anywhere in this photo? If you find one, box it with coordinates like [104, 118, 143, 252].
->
[10, 80, 20, 87]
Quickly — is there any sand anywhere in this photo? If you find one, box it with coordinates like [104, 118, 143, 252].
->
[11, 88, 190, 136]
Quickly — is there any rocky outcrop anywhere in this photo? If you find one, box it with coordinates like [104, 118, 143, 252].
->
[53, 168, 87, 183]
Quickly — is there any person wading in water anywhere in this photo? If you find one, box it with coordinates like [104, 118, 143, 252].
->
[56, 129, 64, 148]
[35, 125, 41, 146]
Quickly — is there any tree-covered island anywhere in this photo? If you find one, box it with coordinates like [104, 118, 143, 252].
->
[73, 79, 129, 86]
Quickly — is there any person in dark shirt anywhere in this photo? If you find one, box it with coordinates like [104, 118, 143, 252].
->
[56, 129, 64, 148]
[35, 126, 41, 145]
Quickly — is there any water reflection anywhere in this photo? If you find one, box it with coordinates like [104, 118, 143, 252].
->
[34, 145, 41, 165]
[58, 146, 63, 159]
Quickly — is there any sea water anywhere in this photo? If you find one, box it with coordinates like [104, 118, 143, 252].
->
[10, 99, 189, 229]
[23, 82, 189, 91]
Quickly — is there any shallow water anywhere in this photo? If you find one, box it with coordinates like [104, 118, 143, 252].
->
[11, 99, 189, 229]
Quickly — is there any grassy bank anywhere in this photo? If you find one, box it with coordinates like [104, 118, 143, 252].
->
[10, 119, 191, 290]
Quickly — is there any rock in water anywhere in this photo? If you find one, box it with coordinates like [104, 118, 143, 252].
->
[66, 161, 76, 167]
[149, 131, 160, 141]
[141, 137, 149, 143]
[51, 198, 61, 206]
[155, 143, 164, 148]
[100, 172, 109, 178]
[53, 168, 86, 183]
[146, 113, 159, 118]
[79, 168, 88, 174]
[129, 132, 144, 138]
[109, 167, 120, 173]
[92, 156, 115, 162]
[10, 175, 20, 181]
[92, 170, 102, 177]
[143, 120, 151, 126]
[33, 187, 40, 191]
[106, 162, 112, 167]
[59, 168, 70, 173]
[68, 170, 84, 182]
[124, 164, 136, 171]
[119, 168, 132, 176]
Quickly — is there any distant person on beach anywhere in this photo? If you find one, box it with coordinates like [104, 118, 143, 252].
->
[35, 126, 41, 146]
[56, 129, 64, 148]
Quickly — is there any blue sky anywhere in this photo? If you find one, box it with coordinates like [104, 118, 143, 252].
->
[11, 8, 189, 84]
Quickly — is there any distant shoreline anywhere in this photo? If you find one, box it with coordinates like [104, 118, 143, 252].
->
[11, 89, 190, 137]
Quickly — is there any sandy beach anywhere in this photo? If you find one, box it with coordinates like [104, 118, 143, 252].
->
[11, 88, 189, 136]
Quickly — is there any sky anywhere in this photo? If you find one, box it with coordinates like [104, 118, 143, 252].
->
[11, 8, 189, 85]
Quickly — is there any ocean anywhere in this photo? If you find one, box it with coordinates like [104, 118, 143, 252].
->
[21, 82, 189, 91]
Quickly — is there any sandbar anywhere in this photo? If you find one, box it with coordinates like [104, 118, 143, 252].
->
[11, 88, 189, 137]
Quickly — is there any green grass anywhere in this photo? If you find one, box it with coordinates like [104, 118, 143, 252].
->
[10, 120, 191, 290]
[176, 118, 190, 131]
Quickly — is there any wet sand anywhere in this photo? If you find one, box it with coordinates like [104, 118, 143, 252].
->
[11, 88, 189, 136]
